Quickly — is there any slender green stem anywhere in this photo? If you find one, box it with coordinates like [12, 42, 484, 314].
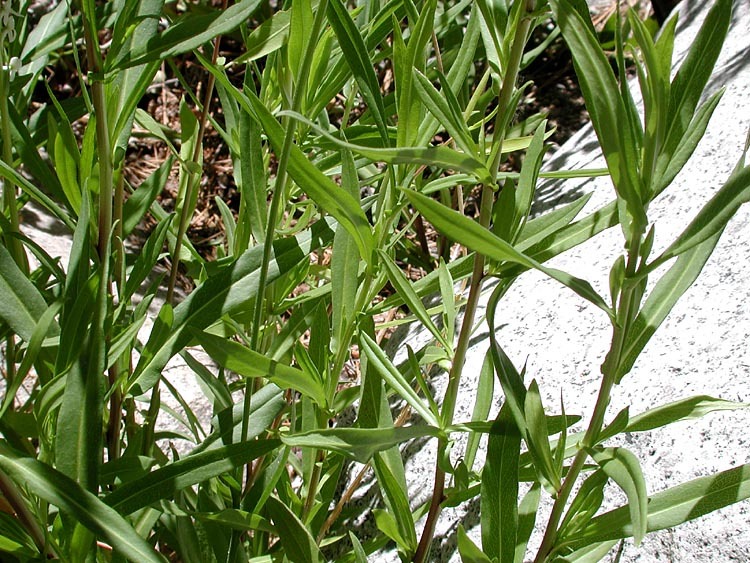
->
[489, 0, 536, 179]
[244, 0, 330, 446]
[414, 5, 536, 560]
[0, 47, 27, 387]
[533, 239, 643, 562]
[165, 23, 224, 305]
[0, 72, 26, 272]
[413, 184, 493, 563]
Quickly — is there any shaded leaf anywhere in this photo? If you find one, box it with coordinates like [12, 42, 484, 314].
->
[280, 425, 441, 464]
[194, 330, 327, 406]
[265, 496, 323, 563]
[0, 446, 163, 563]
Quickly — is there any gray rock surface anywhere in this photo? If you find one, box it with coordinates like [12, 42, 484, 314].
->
[392, 1, 750, 561]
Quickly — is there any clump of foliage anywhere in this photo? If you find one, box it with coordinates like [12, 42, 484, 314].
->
[0, 0, 748, 561]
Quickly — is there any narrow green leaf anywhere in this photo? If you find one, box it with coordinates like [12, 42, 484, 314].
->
[194, 509, 274, 534]
[407, 189, 612, 315]
[122, 216, 172, 303]
[464, 353, 494, 472]
[237, 8, 290, 63]
[514, 482, 541, 563]
[265, 496, 323, 563]
[331, 147, 361, 357]
[0, 301, 61, 419]
[105, 440, 280, 515]
[280, 425, 441, 464]
[666, 0, 730, 148]
[626, 396, 750, 433]
[349, 532, 369, 562]
[107, 1, 163, 156]
[359, 332, 440, 427]
[654, 90, 723, 196]
[378, 250, 450, 350]
[129, 219, 335, 396]
[568, 463, 750, 550]
[327, 0, 390, 143]
[481, 404, 521, 562]
[524, 380, 560, 491]
[412, 68, 477, 157]
[0, 447, 164, 563]
[197, 60, 374, 260]
[416, 5, 481, 148]
[8, 105, 66, 208]
[109, 0, 264, 70]
[548, 0, 645, 233]
[194, 330, 327, 407]
[458, 525, 493, 563]
[658, 166, 750, 263]
[58, 235, 108, 493]
[191, 384, 284, 455]
[512, 122, 548, 243]
[122, 156, 174, 237]
[486, 284, 527, 436]
[281, 110, 492, 183]
[586, 447, 648, 545]
[289, 0, 313, 82]
[558, 470, 608, 541]
[0, 245, 50, 341]
[501, 200, 619, 278]
[395, 0, 437, 148]
[373, 455, 417, 554]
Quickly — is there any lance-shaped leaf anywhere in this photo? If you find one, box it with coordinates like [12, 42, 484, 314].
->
[105, 440, 280, 515]
[515, 482, 541, 563]
[617, 230, 722, 379]
[458, 525, 493, 563]
[626, 395, 750, 433]
[413, 68, 477, 157]
[481, 404, 521, 562]
[280, 425, 441, 464]
[378, 250, 450, 350]
[129, 219, 335, 396]
[0, 447, 163, 563]
[525, 380, 561, 491]
[0, 245, 51, 341]
[359, 332, 440, 427]
[194, 329, 327, 407]
[266, 496, 323, 563]
[280, 110, 492, 184]
[406, 189, 612, 316]
[331, 148, 362, 357]
[326, 0, 389, 144]
[108, 0, 264, 70]
[197, 56, 374, 261]
[565, 463, 750, 551]
[656, 166, 750, 264]
[236, 8, 290, 64]
[548, 0, 645, 233]
[585, 447, 648, 545]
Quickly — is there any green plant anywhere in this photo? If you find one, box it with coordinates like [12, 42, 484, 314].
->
[0, 0, 748, 562]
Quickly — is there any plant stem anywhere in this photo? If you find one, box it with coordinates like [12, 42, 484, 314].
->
[165, 14, 225, 305]
[244, 0, 330, 467]
[413, 184, 493, 563]
[533, 240, 643, 562]
[414, 4, 536, 560]
[0, 71, 27, 273]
